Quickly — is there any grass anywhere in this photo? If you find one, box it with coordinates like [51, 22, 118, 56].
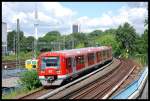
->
[2, 87, 43, 99]
[2, 87, 29, 99]
[2, 87, 42, 99]
[129, 54, 148, 69]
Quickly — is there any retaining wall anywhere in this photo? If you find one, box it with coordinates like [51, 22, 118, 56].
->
[111, 66, 148, 99]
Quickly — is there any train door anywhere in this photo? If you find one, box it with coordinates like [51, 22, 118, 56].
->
[84, 54, 88, 67]
[101, 51, 103, 62]
[71, 57, 76, 73]
[66, 58, 72, 73]
[96, 52, 100, 63]
[94, 52, 97, 64]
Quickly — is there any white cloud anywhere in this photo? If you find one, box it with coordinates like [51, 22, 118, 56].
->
[99, 14, 113, 27]
[12, 12, 28, 24]
[75, 4, 147, 34]
[2, 2, 76, 37]
[42, 2, 76, 18]
[2, 2, 148, 37]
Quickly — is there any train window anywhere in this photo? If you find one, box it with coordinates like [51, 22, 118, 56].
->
[102, 51, 104, 58]
[76, 55, 84, 64]
[100, 51, 102, 58]
[67, 58, 72, 68]
[97, 52, 100, 58]
[107, 50, 109, 58]
[105, 50, 107, 58]
[27, 61, 31, 64]
[42, 57, 60, 68]
[88, 53, 94, 61]
[32, 61, 37, 65]
[41, 58, 46, 70]
[104, 50, 107, 58]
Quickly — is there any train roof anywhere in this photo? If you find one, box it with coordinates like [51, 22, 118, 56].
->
[39, 46, 111, 57]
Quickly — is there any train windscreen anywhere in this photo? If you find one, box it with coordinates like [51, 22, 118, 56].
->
[41, 57, 60, 69]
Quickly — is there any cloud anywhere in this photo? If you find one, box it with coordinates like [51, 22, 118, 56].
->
[75, 4, 148, 34]
[12, 12, 28, 24]
[2, 2, 148, 37]
[2, 2, 76, 37]
[42, 2, 76, 18]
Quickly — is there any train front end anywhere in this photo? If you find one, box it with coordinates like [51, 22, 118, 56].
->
[37, 52, 66, 86]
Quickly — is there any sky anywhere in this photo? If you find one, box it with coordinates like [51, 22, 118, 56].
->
[2, 2, 148, 38]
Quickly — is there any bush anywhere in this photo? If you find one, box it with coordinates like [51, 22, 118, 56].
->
[130, 54, 148, 67]
[18, 70, 42, 90]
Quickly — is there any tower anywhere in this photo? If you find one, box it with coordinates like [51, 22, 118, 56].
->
[34, 3, 38, 59]
[72, 24, 79, 33]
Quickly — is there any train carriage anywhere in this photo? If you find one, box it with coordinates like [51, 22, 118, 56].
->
[25, 59, 38, 70]
[37, 46, 112, 86]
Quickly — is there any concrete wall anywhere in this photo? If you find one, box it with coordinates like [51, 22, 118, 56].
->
[111, 67, 148, 99]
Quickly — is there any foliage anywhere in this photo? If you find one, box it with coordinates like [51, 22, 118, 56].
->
[18, 70, 42, 90]
[7, 30, 35, 52]
[115, 22, 138, 55]
[95, 33, 119, 55]
[75, 42, 85, 48]
[2, 87, 29, 99]
[129, 53, 148, 67]
[7, 30, 24, 51]
[2, 86, 42, 99]
[20, 36, 35, 52]
[88, 30, 103, 38]
[104, 28, 116, 35]
[142, 29, 148, 53]
[38, 31, 61, 42]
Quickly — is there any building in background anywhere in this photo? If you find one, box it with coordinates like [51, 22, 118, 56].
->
[2, 22, 8, 56]
[72, 24, 80, 33]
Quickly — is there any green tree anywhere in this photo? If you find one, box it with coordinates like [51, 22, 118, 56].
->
[39, 31, 61, 42]
[96, 34, 119, 55]
[104, 28, 116, 35]
[89, 30, 103, 37]
[37, 31, 61, 51]
[20, 36, 35, 52]
[71, 32, 88, 48]
[7, 30, 24, 51]
[115, 22, 138, 55]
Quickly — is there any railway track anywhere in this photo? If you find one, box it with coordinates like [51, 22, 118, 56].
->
[109, 59, 140, 98]
[15, 58, 138, 99]
[2, 61, 25, 69]
[48, 60, 135, 99]
[61, 59, 135, 99]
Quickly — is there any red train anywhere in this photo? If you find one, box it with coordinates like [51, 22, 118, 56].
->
[37, 46, 112, 86]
